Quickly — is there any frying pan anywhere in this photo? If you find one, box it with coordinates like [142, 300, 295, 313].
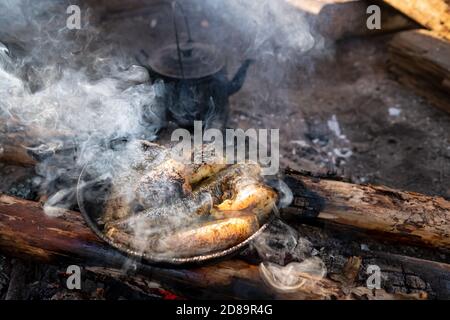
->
[76, 162, 273, 266]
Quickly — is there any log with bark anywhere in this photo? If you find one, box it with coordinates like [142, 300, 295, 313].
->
[388, 29, 450, 114]
[282, 169, 450, 250]
[382, 0, 450, 40]
[288, 0, 417, 40]
[365, 251, 450, 299]
[0, 119, 74, 167]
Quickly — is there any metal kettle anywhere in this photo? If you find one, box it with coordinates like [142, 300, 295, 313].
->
[140, 2, 253, 130]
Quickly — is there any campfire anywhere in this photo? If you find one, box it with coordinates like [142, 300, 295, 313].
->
[0, 0, 449, 301]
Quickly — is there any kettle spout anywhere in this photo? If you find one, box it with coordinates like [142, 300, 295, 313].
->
[227, 59, 254, 96]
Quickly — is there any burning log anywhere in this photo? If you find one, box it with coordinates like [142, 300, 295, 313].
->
[0, 192, 432, 300]
[282, 169, 450, 250]
[382, 0, 450, 40]
[366, 251, 450, 299]
[0, 119, 74, 166]
[388, 29, 450, 114]
[0, 143, 37, 167]
[0, 125, 37, 166]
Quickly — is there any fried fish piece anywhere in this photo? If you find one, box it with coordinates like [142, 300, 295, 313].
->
[105, 213, 260, 258]
[186, 143, 228, 184]
[102, 172, 140, 223]
[193, 162, 277, 218]
[134, 158, 190, 209]
[153, 214, 260, 257]
[192, 162, 262, 202]
[188, 162, 228, 185]
[215, 180, 277, 218]
[105, 191, 213, 234]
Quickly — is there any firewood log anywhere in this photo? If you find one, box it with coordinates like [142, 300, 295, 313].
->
[0, 193, 430, 299]
[367, 251, 450, 299]
[281, 169, 450, 250]
[388, 29, 450, 114]
[289, 0, 417, 39]
[1, 126, 449, 251]
[0, 143, 37, 166]
[0, 119, 74, 166]
[382, 0, 450, 40]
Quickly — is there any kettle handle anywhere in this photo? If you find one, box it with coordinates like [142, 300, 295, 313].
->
[228, 59, 254, 96]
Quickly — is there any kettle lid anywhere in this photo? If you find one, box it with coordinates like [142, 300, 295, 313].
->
[148, 41, 225, 80]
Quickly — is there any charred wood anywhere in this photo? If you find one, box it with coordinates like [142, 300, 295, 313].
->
[281, 169, 450, 250]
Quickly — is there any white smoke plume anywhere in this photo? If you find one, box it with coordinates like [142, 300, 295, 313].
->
[0, 0, 165, 214]
[1, 0, 327, 284]
[253, 219, 327, 292]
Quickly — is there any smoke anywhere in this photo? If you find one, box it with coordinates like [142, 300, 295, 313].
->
[195, 0, 326, 91]
[253, 219, 327, 292]
[1, 0, 326, 288]
[200, 0, 321, 56]
[0, 0, 166, 212]
[260, 258, 327, 292]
